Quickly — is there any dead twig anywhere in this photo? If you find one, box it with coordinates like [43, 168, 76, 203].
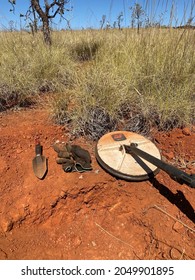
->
[179, 248, 185, 260]
[148, 227, 193, 260]
[95, 222, 141, 259]
[95, 222, 134, 249]
[145, 204, 195, 233]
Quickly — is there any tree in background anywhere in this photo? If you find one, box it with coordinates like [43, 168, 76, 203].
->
[100, 15, 106, 29]
[117, 12, 123, 30]
[20, 5, 38, 35]
[29, 5, 38, 35]
[113, 21, 117, 29]
[131, 17, 135, 28]
[130, 3, 144, 33]
[8, 20, 15, 31]
[9, 0, 72, 45]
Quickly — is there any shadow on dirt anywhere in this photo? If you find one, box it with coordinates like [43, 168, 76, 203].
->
[150, 178, 195, 223]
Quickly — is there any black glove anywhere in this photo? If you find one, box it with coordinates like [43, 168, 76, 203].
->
[70, 145, 92, 172]
[53, 142, 75, 172]
[53, 142, 92, 173]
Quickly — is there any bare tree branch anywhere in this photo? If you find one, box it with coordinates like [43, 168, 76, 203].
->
[9, 0, 72, 45]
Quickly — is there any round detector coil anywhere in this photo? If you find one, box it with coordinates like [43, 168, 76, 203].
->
[95, 131, 161, 181]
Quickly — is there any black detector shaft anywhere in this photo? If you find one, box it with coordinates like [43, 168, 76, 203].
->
[124, 143, 195, 188]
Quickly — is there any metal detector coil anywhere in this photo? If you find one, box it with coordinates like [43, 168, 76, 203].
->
[95, 131, 161, 181]
[95, 131, 195, 188]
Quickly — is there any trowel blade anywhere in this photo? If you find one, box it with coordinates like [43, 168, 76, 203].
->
[32, 154, 47, 179]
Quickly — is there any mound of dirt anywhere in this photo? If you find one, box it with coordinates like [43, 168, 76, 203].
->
[0, 107, 194, 260]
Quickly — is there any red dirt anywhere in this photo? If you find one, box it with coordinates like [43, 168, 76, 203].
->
[0, 107, 195, 260]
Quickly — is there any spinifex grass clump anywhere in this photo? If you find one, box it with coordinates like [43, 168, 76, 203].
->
[71, 39, 101, 62]
[0, 31, 76, 111]
[67, 28, 194, 139]
[72, 105, 117, 140]
[1, 27, 194, 139]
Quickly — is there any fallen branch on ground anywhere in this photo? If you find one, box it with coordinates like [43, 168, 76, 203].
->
[145, 204, 195, 233]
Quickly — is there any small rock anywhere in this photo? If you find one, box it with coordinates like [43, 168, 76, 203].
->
[169, 248, 183, 260]
[187, 230, 195, 240]
[1, 219, 14, 232]
[182, 128, 191, 136]
[73, 236, 82, 247]
[162, 151, 174, 160]
[167, 151, 174, 160]
[16, 149, 23, 154]
[176, 133, 184, 138]
[91, 241, 96, 247]
[189, 167, 195, 175]
[59, 190, 66, 198]
[172, 221, 184, 232]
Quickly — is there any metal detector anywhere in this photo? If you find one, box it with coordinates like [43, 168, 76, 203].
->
[95, 131, 195, 188]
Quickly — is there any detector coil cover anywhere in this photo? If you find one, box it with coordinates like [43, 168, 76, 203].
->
[95, 131, 161, 181]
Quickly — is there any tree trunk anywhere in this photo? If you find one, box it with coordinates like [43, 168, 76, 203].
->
[31, 0, 52, 45]
[137, 21, 140, 34]
[42, 18, 51, 45]
[32, 6, 38, 33]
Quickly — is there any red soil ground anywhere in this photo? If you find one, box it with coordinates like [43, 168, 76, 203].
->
[0, 107, 194, 260]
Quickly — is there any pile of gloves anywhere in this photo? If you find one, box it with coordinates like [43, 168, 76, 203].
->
[53, 142, 92, 173]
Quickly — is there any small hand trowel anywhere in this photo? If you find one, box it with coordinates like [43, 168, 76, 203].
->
[32, 139, 47, 179]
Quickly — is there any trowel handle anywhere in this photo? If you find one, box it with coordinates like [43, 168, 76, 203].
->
[35, 142, 42, 156]
[124, 143, 195, 189]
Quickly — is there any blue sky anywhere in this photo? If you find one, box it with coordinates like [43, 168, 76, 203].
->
[0, 0, 194, 30]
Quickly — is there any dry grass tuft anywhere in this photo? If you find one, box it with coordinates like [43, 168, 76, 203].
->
[0, 28, 194, 139]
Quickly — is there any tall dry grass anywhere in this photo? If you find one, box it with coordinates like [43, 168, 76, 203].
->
[0, 31, 76, 110]
[0, 28, 194, 138]
[61, 28, 195, 138]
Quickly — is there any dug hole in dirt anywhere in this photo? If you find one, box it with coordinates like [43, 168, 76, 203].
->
[0, 106, 195, 260]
